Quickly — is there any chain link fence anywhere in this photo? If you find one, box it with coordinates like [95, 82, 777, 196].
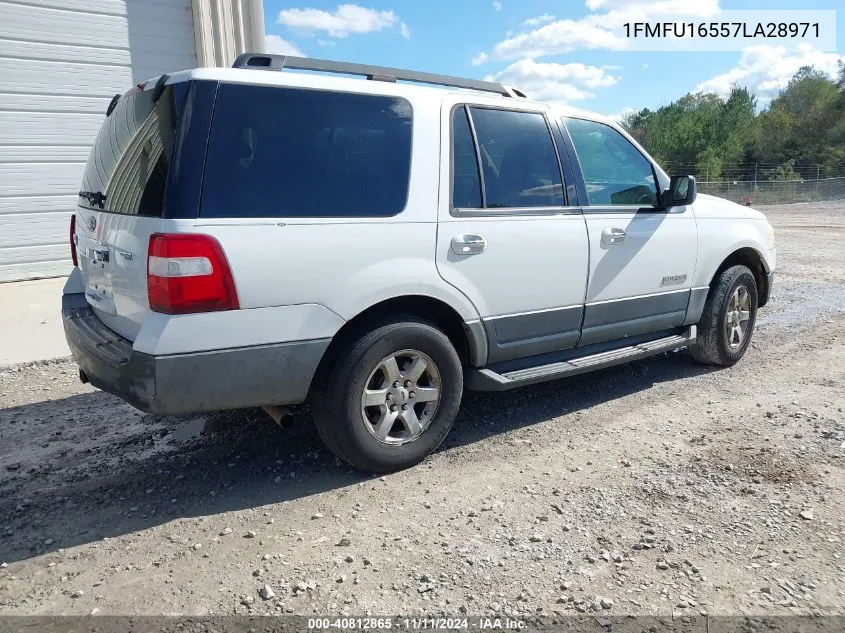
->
[696, 177, 845, 205]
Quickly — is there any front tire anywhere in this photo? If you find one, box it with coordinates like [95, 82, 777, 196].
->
[690, 265, 758, 366]
[311, 317, 463, 473]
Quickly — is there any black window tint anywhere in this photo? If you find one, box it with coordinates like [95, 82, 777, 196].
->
[200, 84, 413, 218]
[165, 80, 217, 219]
[564, 117, 658, 207]
[469, 108, 563, 208]
[451, 107, 482, 208]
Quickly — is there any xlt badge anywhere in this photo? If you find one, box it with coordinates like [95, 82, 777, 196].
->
[661, 274, 687, 286]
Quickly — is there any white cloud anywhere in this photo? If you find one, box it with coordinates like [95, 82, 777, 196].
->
[400, 21, 410, 38]
[485, 59, 620, 104]
[264, 34, 304, 56]
[586, 0, 718, 14]
[492, 19, 622, 59]
[607, 106, 637, 123]
[695, 44, 845, 100]
[277, 4, 402, 38]
[490, 0, 720, 60]
[493, 0, 502, 11]
[471, 52, 489, 66]
[317, 38, 336, 47]
[522, 13, 555, 27]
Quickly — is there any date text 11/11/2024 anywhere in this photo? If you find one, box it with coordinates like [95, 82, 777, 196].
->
[623, 21, 819, 39]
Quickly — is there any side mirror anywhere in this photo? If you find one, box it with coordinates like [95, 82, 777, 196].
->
[662, 175, 696, 208]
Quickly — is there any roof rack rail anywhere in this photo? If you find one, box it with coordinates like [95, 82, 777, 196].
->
[232, 53, 522, 98]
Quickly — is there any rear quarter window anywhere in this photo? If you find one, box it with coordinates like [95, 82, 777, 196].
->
[200, 84, 413, 218]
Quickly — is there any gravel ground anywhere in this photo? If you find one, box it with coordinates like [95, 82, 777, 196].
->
[1, 201, 843, 617]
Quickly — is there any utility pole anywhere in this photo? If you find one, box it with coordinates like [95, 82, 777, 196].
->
[754, 162, 758, 189]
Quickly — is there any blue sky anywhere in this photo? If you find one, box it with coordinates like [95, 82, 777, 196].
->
[263, 0, 844, 118]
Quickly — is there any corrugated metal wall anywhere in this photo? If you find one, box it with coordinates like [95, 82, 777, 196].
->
[0, 0, 197, 282]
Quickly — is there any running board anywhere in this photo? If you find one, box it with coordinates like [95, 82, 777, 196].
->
[467, 326, 696, 391]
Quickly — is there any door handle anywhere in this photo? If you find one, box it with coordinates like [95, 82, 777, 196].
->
[92, 247, 110, 263]
[601, 227, 626, 246]
[451, 234, 487, 255]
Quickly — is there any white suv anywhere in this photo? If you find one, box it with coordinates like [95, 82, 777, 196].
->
[64, 54, 777, 472]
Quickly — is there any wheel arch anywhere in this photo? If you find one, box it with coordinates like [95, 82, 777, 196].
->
[309, 294, 487, 399]
[710, 247, 770, 307]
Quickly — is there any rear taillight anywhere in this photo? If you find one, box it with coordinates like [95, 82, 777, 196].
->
[147, 233, 239, 314]
[70, 214, 78, 267]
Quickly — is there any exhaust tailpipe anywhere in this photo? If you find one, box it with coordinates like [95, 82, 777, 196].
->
[262, 405, 295, 429]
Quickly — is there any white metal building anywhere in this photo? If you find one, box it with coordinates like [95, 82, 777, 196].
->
[0, 0, 265, 282]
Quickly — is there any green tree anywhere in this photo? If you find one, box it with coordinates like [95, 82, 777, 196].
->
[621, 67, 843, 182]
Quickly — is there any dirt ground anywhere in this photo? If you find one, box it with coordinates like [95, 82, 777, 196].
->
[1, 201, 843, 618]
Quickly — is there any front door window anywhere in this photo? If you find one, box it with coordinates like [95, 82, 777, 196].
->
[564, 117, 658, 207]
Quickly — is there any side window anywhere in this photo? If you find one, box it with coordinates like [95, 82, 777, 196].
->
[469, 107, 563, 208]
[451, 107, 482, 208]
[564, 117, 658, 207]
[200, 84, 412, 218]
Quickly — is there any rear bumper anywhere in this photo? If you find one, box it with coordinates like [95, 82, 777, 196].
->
[62, 293, 329, 415]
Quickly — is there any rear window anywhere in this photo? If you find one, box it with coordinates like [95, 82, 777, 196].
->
[79, 83, 186, 215]
[199, 84, 413, 218]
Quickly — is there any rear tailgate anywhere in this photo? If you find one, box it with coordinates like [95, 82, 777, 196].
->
[74, 80, 187, 341]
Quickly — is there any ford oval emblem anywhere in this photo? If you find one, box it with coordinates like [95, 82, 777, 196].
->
[87, 216, 96, 232]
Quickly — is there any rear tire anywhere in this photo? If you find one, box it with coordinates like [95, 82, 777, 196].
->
[690, 265, 758, 366]
[311, 317, 463, 473]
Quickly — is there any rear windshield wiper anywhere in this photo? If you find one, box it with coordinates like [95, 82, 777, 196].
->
[78, 190, 107, 209]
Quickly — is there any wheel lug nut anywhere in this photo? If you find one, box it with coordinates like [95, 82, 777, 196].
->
[386, 393, 392, 400]
[401, 404, 408, 410]
[409, 391, 415, 398]
[390, 405, 397, 412]
[404, 380, 412, 387]
[393, 381, 399, 388]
